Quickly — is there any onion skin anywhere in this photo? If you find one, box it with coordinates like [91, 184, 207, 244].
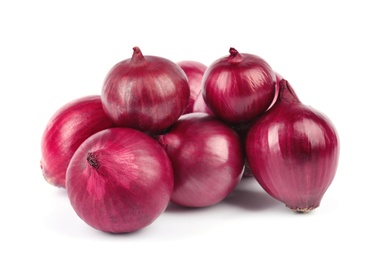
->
[266, 72, 284, 111]
[101, 47, 190, 134]
[245, 80, 339, 212]
[192, 91, 214, 115]
[157, 113, 244, 207]
[177, 60, 207, 114]
[66, 127, 174, 233]
[40, 95, 115, 188]
[202, 47, 276, 125]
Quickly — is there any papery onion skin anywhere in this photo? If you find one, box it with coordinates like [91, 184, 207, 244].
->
[157, 113, 244, 207]
[40, 95, 115, 188]
[101, 47, 190, 134]
[177, 60, 207, 114]
[266, 72, 284, 111]
[245, 80, 339, 212]
[202, 47, 276, 125]
[192, 91, 214, 115]
[66, 127, 174, 233]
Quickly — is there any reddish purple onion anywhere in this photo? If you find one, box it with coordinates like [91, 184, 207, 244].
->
[101, 47, 190, 134]
[202, 47, 276, 125]
[66, 127, 174, 233]
[245, 80, 340, 212]
[40, 95, 115, 188]
[177, 60, 207, 114]
[157, 113, 244, 207]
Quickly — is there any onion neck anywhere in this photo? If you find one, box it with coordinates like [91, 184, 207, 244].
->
[87, 152, 101, 169]
[228, 47, 244, 63]
[278, 79, 301, 103]
[131, 46, 146, 64]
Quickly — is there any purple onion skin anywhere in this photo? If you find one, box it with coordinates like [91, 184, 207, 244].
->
[40, 95, 115, 188]
[101, 47, 190, 134]
[245, 80, 339, 212]
[192, 91, 214, 115]
[266, 72, 284, 111]
[202, 47, 276, 125]
[157, 113, 244, 207]
[66, 127, 174, 233]
[177, 60, 207, 114]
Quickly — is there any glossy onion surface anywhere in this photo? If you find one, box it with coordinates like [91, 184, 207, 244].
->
[192, 91, 214, 115]
[101, 47, 190, 134]
[177, 60, 207, 114]
[66, 127, 174, 233]
[202, 47, 276, 125]
[157, 113, 244, 207]
[245, 80, 339, 212]
[40, 95, 115, 188]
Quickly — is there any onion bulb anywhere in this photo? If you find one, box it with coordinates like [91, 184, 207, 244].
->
[245, 79, 340, 212]
[101, 47, 190, 134]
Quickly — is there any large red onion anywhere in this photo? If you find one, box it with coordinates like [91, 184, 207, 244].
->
[66, 127, 174, 233]
[245, 79, 340, 212]
[157, 113, 244, 207]
[101, 47, 190, 134]
[40, 95, 115, 188]
[202, 47, 276, 125]
[177, 60, 207, 114]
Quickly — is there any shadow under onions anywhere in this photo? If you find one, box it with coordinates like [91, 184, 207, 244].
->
[222, 177, 282, 211]
[164, 202, 214, 213]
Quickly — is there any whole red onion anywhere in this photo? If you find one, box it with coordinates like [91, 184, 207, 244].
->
[66, 127, 174, 233]
[101, 47, 190, 134]
[202, 47, 276, 125]
[40, 95, 115, 188]
[157, 113, 244, 207]
[177, 60, 207, 114]
[245, 80, 340, 212]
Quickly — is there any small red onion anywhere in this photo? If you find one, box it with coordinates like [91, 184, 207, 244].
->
[157, 113, 244, 207]
[245, 79, 340, 212]
[40, 95, 115, 188]
[66, 127, 174, 233]
[202, 47, 276, 125]
[101, 47, 190, 134]
[177, 60, 207, 114]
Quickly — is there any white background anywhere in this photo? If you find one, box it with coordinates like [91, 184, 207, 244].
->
[1, 0, 378, 259]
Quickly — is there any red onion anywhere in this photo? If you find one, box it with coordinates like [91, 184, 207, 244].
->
[245, 80, 339, 212]
[40, 95, 115, 188]
[177, 60, 207, 114]
[157, 113, 244, 207]
[202, 47, 276, 125]
[101, 47, 190, 134]
[66, 127, 174, 233]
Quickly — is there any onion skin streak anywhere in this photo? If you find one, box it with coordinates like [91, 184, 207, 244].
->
[245, 80, 339, 212]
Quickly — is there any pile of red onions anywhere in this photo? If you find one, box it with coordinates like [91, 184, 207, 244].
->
[40, 46, 340, 234]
